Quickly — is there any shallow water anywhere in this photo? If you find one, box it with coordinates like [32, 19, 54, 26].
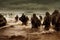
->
[0, 10, 60, 40]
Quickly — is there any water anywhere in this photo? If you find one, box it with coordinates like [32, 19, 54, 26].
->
[0, 10, 60, 40]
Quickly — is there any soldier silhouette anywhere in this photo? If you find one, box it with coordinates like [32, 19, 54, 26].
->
[0, 14, 7, 27]
[31, 14, 41, 28]
[51, 10, 60, 31]
[39, 15, 42, 21]
[52, 10, 59, 26]
[43, 12, 51, 30]
[55, 16, 60, 31]
[19, 13, 29, 25]
[15, 15, 19, 22]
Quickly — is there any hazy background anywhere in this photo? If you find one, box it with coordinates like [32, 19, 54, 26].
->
[0, 0, 60, 11]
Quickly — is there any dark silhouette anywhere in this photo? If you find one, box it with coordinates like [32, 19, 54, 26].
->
[15, 15, 19, 22]
[52, 10, 59, 15]
[19, 13, 29, 25]
[51, 10, 59, 26]
[55, 16, 60, 31]
[52, 10, 60, 31]
[0, 14, 7, 27]
[31, 14, 41, 28]
[43, 12, 51, 30]
[39, 15, 42, 21]
[51, 10, 60, 31]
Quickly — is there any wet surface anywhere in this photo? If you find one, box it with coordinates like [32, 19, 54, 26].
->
[0, 19, 60, 40]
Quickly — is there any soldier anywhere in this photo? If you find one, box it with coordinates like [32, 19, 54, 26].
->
[55, 16, 60, 31]
[15, 15, 19, 22]
[19, 13, 29, 25]
[43, 12, 51, 30]
[0, 14, 7, 27]
[39, 15, 42, 21]
[51, 10, 59, 26]
[51, 10, 60, 31]
[52, 10, 60, 31]
[31, 14, 41, 28]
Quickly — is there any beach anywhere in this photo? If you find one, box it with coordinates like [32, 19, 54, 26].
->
[0, 10, 60, 40]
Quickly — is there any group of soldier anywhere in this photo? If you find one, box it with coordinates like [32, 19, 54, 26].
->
[0, 10, 60, 32]
[15, 10, 60, 32]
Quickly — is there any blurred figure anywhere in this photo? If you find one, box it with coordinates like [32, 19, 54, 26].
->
[15, 15, 19, 22]
[31, 14, 41, 28]
[51, 10, 60, 31]
[52, 10, 60, 31]
[0, 14, 7, 27]
[39, 15, 42, 21]
[52, 10, 59, 15]
[43, 12, 51, 30]
[55, 16, 60, 31]
[19, 13, 29, 25]
[51, 10, 59, 26]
